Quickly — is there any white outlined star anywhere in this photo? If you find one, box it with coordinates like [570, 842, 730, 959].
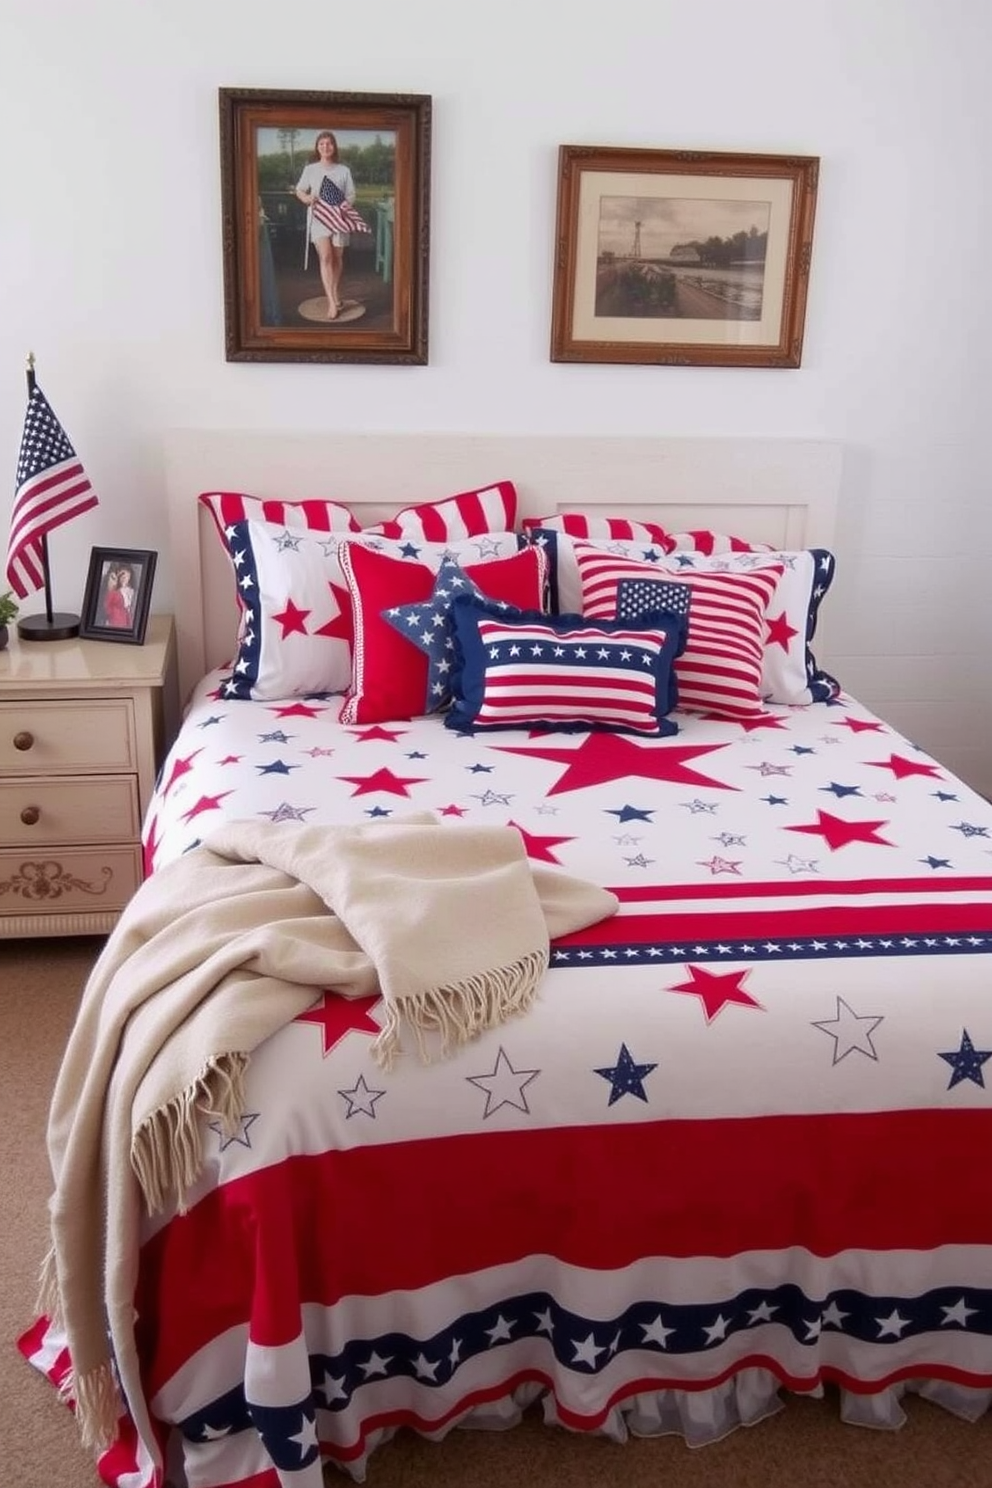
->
[812, 997, 884, 1064]
[466, 1047, 540, 1117]
[338, 1075, 387, 1118]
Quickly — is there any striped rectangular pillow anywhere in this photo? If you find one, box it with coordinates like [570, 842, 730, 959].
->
[446, 596, 684, 736]
[573, 541, 783, 720]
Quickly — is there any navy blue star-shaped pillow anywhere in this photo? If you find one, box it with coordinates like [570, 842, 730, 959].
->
[383, 557, 516, 712]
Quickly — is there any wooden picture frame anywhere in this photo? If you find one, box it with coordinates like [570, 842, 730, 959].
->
[550, 146, 819, 368]
[79, 548, 157, 645]
[219, 88, 432, 364]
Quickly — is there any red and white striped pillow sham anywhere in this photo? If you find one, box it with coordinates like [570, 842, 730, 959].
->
[201, 482, 518, 544]
[364, 481, 518, 540]
[521, 512, 673, 546]
[199, 490, 360, 539]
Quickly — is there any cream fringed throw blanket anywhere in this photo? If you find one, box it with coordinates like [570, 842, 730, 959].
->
[39, 815, 618, 1466]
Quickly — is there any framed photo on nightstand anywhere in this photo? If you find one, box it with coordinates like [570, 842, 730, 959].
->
[79, 547, 157, 644]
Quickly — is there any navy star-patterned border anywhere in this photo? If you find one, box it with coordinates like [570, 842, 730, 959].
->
[179, 1279, 991, 1447]
[552, 931, 992, 968]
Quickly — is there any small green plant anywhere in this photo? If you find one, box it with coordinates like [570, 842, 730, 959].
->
[0, 590, 19, 626]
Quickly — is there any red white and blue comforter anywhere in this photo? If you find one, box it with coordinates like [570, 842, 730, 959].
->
[22, 672, 992, 1486]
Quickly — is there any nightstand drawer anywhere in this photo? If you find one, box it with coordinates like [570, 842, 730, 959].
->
[0, 698, 136, 775]
[0, 775, 141, 847]
[0, 844, 142, 921]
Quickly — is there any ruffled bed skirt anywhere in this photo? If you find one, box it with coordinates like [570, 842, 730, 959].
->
[343, 1371, 992, 1481]
[21, 1316, 992, 1486]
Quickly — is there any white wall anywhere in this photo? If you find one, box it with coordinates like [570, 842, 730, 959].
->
[2, 0, 990, 791]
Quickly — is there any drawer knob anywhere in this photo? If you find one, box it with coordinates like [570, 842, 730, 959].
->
[13, 731, 34, 752]
[20, 805, 41, 826]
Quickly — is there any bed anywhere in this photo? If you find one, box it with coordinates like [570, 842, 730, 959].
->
[20, 433, 992, 1488]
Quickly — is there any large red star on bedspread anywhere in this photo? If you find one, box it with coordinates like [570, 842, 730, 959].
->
[666, 965, 763, 1022]
[181, 790, 236, 823]
[507, 821, 576, 865]
[492, 734, 735, 797]
[295, 991, 381, 1055]
[313, 580, 353, 641]
[836, 715, 886, 733]
[143, 815, 161, 876]
[711, 712, 788, 733]
[348, 725, 409, 742]
[785, 809, 893, 851]
[162, 748, 202, 796]
[269, 701, 331, 719]
[864, 752, 942, 780]
[338, 766, 429, 797]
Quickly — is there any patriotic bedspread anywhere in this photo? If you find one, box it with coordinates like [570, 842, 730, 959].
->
[22, 672, 992, 1486]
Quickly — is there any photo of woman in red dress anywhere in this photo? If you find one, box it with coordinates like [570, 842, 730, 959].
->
[100, 567, 130, 629]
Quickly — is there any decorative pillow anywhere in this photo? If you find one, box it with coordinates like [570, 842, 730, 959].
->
[446, 595, 684, 737]
[339, 542, 547, 724]
[643, 549, 840, 704]
[528, 528, 675, 615]
[217, 522, 526, 701]
[521, 512, 673, 545]
[574, 541, 784, 721]
[614, 580, 693, 709]
[362, 481, 517, 540]
[199, 490, 360, 537]
[663, 529, 774, 555]
[381, 555, 528, 713]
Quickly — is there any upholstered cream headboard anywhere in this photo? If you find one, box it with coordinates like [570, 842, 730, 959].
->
[164, 430, 842, 704]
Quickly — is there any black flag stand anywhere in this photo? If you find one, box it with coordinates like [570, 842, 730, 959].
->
[17, 352, 81, 642]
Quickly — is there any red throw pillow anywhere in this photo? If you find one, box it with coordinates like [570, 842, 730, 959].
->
[339, 542, 548, 723]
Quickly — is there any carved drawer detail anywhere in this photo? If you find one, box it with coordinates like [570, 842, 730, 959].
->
[0, 846, 142, 917]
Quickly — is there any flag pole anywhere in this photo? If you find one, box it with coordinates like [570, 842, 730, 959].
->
[24, 353, 55, 627]
[16, 352, 82, 643]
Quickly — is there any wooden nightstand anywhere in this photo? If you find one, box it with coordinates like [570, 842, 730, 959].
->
[0, 614, 178, 939]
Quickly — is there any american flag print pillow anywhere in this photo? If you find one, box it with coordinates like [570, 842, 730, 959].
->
[640, 549, 841, 705]
[573, 541, 784, 721]
[445, 596, 683, 737]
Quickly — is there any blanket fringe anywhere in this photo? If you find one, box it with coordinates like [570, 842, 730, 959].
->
[372, 948, 548, 1070]
[36, 1242, 62, 1326]
[131, 1051, 250, 1214]
[64, 1359, 123, 1453]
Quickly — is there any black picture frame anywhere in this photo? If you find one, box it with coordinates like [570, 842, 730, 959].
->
[79, 548, 157, 645]
[219, 87, 432, 364]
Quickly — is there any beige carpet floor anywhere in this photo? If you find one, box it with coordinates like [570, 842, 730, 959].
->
[2, 935, 990, 1488]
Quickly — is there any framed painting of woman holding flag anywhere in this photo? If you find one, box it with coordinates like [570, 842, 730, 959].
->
[219, 88, 432, 364]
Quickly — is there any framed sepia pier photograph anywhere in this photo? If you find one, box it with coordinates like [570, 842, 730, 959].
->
[550, 146, 819, 368]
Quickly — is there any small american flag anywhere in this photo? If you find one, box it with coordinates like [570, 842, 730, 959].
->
[5, 384, 99, 599]
[312, 175, 371, 236]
